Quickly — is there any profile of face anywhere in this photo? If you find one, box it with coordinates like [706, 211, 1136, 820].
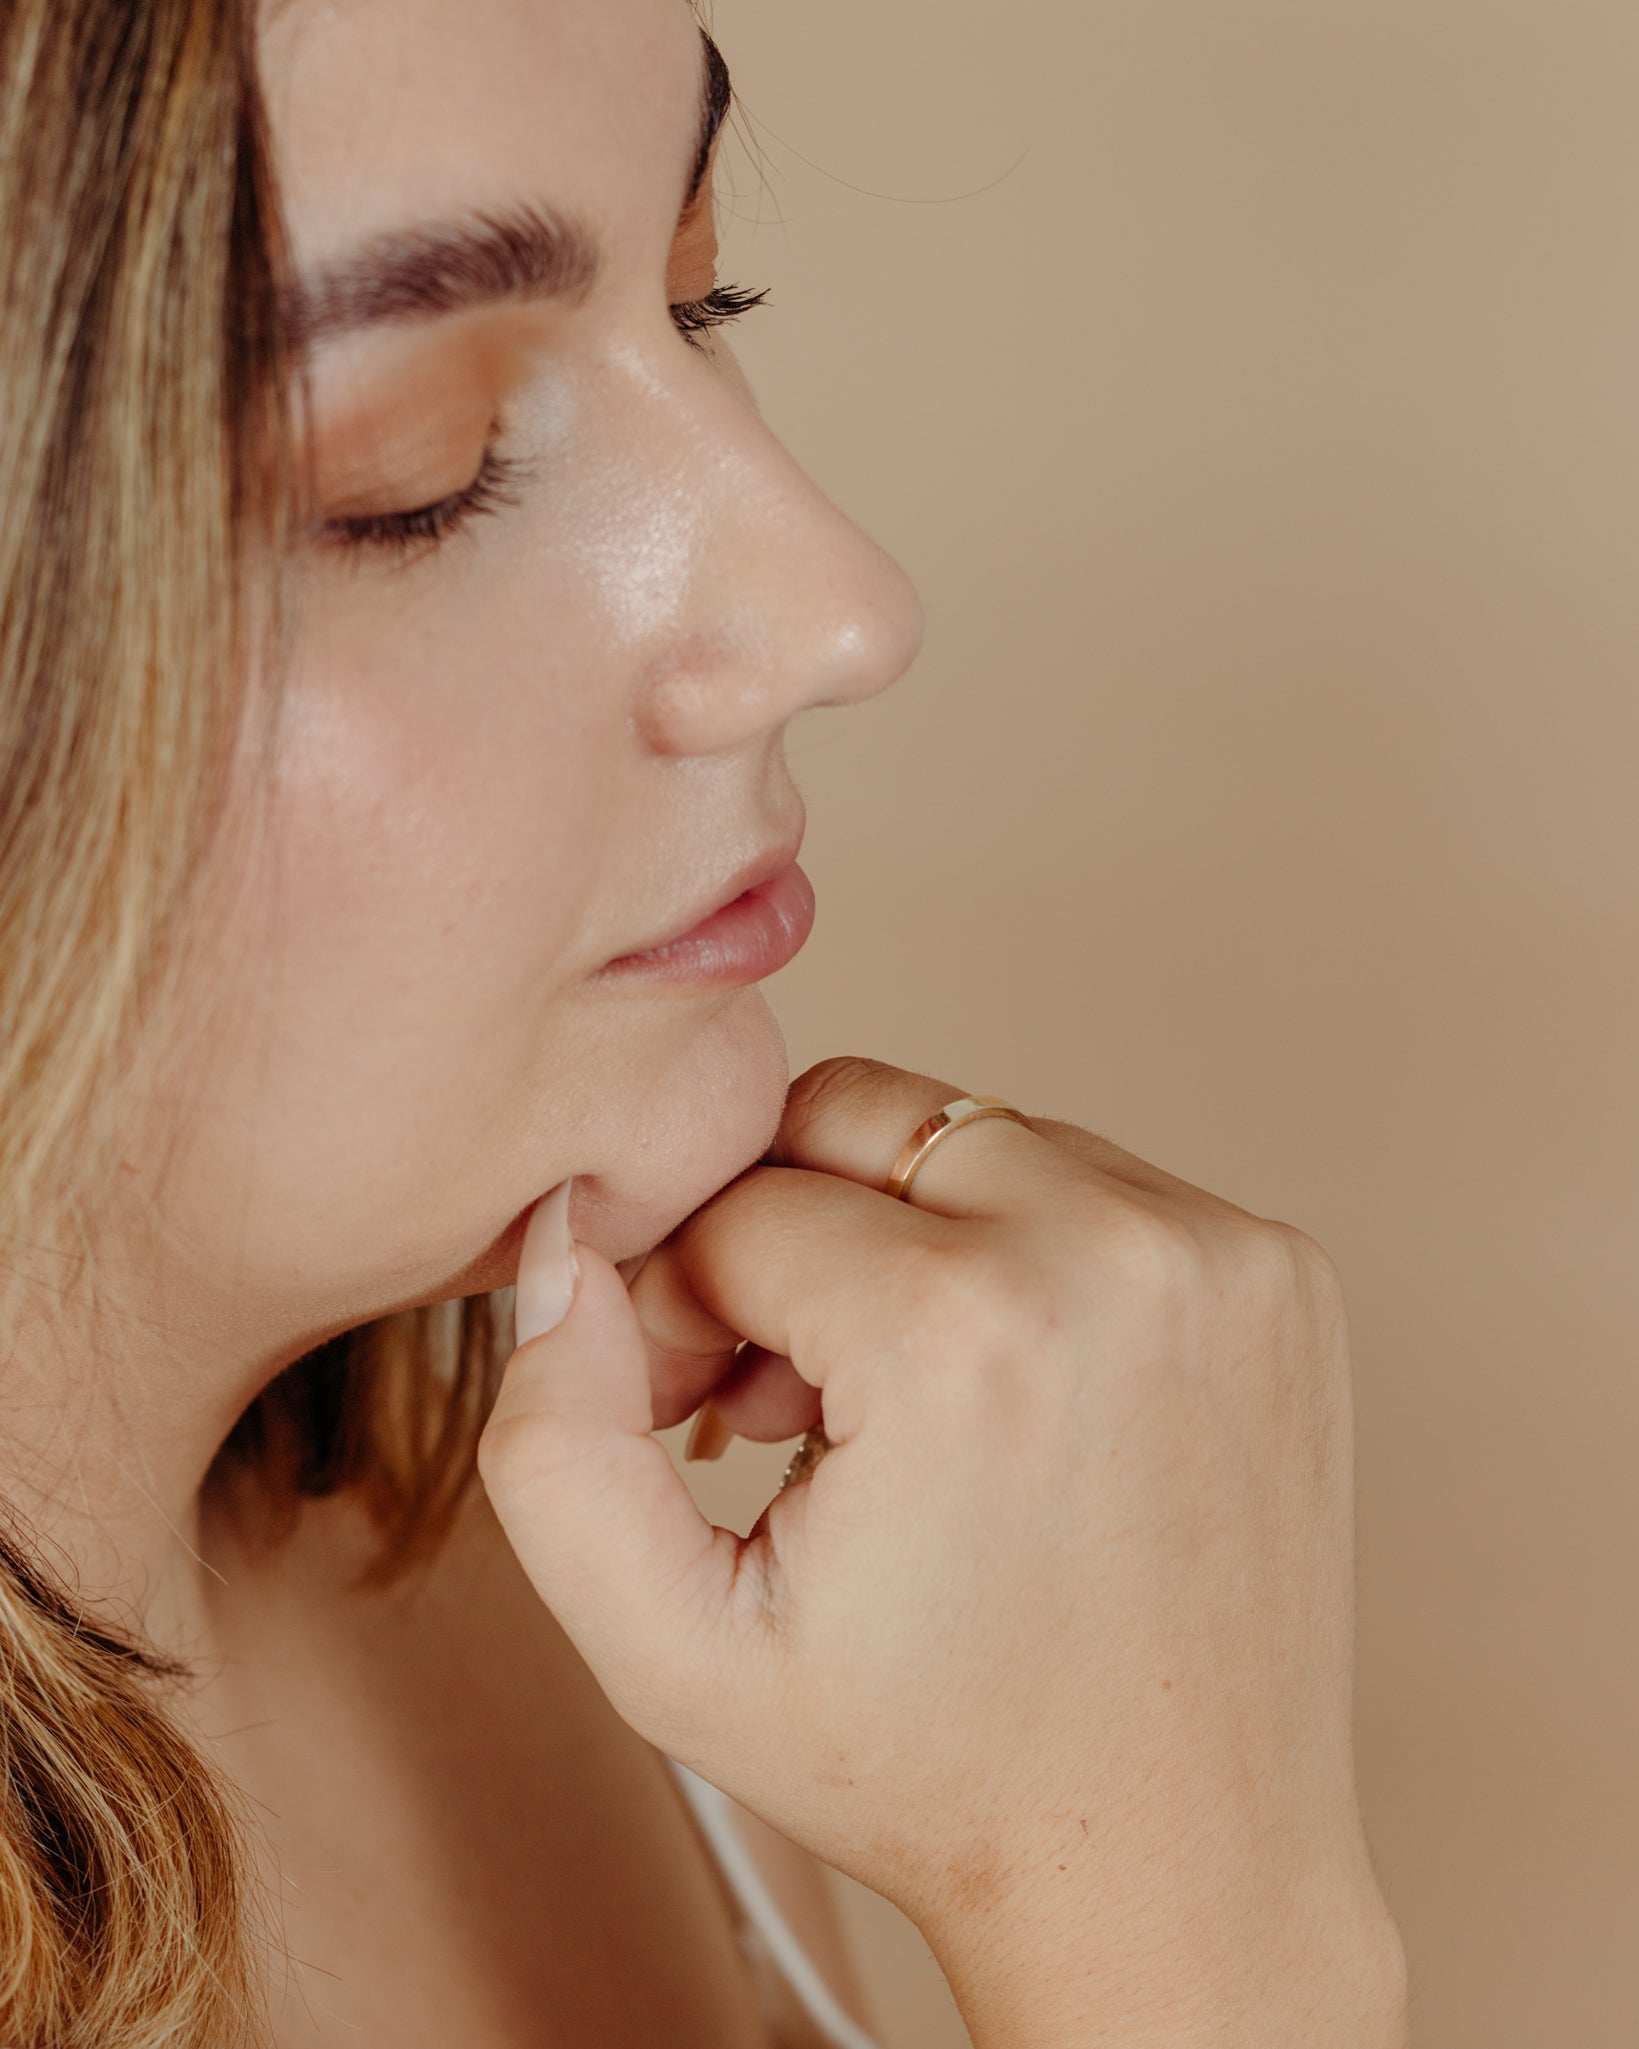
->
[140, 0, 921, 1354]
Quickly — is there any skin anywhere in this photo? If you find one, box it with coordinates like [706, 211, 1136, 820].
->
[489, 1062, 1413, 2048]
[0, 0, 915, 1637]
[0, 0, 919, 2034]
[0, 0, 1409, 2041]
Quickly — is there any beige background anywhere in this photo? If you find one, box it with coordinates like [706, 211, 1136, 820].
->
[660, 3, 1639, 2041]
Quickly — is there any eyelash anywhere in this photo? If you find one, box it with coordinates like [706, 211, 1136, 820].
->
[322, 446, 527, 560]
[323, 281, 769, 559]
[669, 280, 770, 347]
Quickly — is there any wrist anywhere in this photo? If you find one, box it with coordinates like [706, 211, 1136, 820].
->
[922, 1863, 1408, 2049]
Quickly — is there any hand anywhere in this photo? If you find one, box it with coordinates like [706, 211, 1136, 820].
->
[479, 1057, 1404, 2043]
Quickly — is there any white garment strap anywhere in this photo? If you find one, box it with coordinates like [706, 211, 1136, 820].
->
[664, 1757, 882, 2049]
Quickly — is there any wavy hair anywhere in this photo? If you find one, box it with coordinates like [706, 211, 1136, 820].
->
[0, 4, 505, 2038]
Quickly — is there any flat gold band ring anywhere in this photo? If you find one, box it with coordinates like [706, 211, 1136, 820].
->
[884, 1094, 1036, 1203]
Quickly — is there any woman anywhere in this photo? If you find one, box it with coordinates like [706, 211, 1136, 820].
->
[0, 0, 1409, 2043]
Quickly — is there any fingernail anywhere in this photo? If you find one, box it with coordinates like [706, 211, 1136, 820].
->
[514, 1178, 579, 1344]
[684, 1399, 735, 1463]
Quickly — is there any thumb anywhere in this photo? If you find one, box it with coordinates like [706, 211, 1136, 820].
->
[478, 1179, 746, 1748]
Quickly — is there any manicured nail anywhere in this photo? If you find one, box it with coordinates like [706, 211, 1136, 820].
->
[514, 1178, 579, 1344]
[684, 1399, 735, 1462]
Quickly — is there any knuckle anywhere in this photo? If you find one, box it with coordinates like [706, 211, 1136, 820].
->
[1286, 1221, 1344, 1296]
[1098, 1197, 1202, 1299]
[476, 1408, 585, 1500]
[1237, 1215, 1344, 1307]
[891, 1231, 1039, 1360]
[891, 1231, 987, 1328]
[475, 1413, 536, 1497]
[1287, 1228, 1349, 1343]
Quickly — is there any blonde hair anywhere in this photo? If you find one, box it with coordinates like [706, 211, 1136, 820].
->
[0, 4, 505, 2039]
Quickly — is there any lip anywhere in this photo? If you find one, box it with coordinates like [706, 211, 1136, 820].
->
[593, 840, 815, 988]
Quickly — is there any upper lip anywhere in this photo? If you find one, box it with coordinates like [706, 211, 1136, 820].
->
[604, 823, 806, 963]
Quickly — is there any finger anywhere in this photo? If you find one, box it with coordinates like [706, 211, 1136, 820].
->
[627, 1242, 825, 1435]
[479, 1240, 752, 1741]
[765, 1055, 1080, 1221]
[626, 1252, 745, 1431]
[639, 1165, 941, 1411]
[774, 1056, 1235, 1220]
[704, 1347, 822, 1443]
[1026, 1115, 1262, 1220]
[1024, 1117, 1196, 1200]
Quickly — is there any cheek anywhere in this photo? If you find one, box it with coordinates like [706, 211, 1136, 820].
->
[163, 618, 792, 1322]
[173, 635, 608, 1295]
[268, 652, 588, 978]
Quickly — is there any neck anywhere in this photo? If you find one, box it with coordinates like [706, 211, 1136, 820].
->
[0, 1252, 327, 1662]
[0, 1192, 521, 1663]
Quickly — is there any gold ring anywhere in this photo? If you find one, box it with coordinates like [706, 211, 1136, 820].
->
[884, 1094, 1036, 1203]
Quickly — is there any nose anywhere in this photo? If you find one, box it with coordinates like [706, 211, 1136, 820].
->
[628, 352, 925, 759]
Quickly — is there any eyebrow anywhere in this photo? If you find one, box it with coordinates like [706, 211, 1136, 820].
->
[687, 29, 732, 213]
[284, 26, 734, 351]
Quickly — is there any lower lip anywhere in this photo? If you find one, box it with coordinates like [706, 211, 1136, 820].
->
[594, 860, 816, 987]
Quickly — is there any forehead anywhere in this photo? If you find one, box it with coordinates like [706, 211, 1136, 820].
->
[260, 0, 701, 270]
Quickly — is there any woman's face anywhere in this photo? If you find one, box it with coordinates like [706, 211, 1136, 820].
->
[146, 0, 919, 1350]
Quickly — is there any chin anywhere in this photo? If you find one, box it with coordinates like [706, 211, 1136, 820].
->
[450, 988, 791, 1300]
[573, 987, 791, 1261]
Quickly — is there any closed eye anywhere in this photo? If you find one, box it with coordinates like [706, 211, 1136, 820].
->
[321, 276, 769, 563]
[321, 445, 527, 560]
[669, 281, 769, 349]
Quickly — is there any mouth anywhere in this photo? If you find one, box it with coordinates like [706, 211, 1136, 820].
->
[592, 836, 815, 989]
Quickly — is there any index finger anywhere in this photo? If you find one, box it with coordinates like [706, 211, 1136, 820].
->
[641, 1163, 940, 1402]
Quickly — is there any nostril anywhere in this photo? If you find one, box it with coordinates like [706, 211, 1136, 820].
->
[630, 625, 770, 756]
